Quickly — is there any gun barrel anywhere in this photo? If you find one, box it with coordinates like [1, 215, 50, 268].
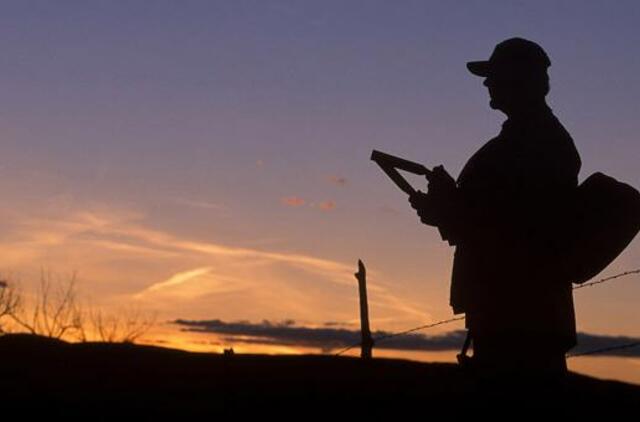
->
[370, 149, 432, 176]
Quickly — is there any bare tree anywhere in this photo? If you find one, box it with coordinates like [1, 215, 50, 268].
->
[89, 306, 157, 343]
[5, 269, 156, 344]
[0, 279, 20, 334]
[10, 270, 85, 340]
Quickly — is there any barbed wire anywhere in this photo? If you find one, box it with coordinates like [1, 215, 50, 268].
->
[335, 268, 639, 357]
[572, 269, 640, 290]
[333, 316, 465, 356]
[372, 316, 467, 343]
[567, 341, 640, 358]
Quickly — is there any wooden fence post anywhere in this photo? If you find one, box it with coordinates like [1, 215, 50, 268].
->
[354, 259, 374, 359]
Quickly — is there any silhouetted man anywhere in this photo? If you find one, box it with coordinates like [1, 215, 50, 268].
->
[409, 38, 581, 385]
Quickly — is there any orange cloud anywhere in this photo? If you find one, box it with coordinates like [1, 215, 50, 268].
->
[319, 201, 336, 211]
[172, 197, 227, 211]
[282, 196, 305, 207]
[328, 175, 347, 186]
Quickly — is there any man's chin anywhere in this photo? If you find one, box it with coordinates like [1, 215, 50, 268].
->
[489, 99, 506, 112]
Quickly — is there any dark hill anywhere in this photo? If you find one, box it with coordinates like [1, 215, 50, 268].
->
[1, 334, 638, 419]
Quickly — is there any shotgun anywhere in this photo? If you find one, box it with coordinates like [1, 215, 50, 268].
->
[370, 149, 433, 195]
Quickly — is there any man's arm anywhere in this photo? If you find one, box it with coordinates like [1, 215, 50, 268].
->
[434, 190, 468, 246]
[409, 166, 468, 246]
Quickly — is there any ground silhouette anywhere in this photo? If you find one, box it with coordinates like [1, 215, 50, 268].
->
[1, 334, 638, 418]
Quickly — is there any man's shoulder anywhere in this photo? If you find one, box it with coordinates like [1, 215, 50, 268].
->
[545, 113, 573, 139]
[456, 134, 504, 183]
[544, 114, 580, 151]
[535, 113, 582, 178]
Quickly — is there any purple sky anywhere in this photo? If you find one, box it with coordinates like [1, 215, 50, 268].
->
[0, 1, 639, 383]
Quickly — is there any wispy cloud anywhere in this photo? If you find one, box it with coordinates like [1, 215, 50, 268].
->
[140, 267, 213, 294]
[88, 239, 181, 258]
[135, 267, 248, 301]
[16, 210, 354, 280]
[282, 197, 336, 212]
[0, 205, 431, 324]
[4, 208, 333, 283]
[171, 197, 227, 211]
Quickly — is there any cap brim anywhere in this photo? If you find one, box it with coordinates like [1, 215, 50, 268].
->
[466, 61, 490, 77]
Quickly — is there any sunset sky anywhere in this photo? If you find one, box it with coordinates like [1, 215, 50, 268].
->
[1, 1, 639, 383]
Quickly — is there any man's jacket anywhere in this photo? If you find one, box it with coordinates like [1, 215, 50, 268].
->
[435, 104, 581, 350]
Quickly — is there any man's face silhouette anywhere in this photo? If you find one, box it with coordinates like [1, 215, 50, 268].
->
[483, 71, 516, 113]
[482, 68, 547, 115]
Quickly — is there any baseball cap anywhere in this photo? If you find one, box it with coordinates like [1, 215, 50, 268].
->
[467, 37, 551, 77]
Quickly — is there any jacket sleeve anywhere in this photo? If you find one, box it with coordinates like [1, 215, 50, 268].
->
[434, 187, 469, 246]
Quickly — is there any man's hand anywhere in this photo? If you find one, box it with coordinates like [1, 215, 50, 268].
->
[428, 165, 456, 194]
[409, 165, 457, 226]
[409, 189, 439, 226]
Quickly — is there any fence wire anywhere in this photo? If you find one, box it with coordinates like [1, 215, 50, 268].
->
[567, 341, 640, 358]
[335, 268, 639, 357]
[572, 269, 640, 290]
